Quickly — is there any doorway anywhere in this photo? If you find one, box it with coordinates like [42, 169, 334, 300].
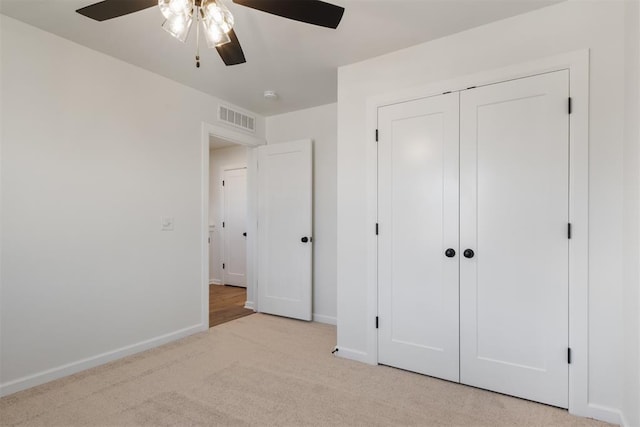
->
[206, 130, 258, 328]
[209, 284, 252, 327]
[209, 141, 251, 327]
[200, 124, 315, 328]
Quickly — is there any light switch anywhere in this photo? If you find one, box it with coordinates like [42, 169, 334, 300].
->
[161, 216, 174, 231]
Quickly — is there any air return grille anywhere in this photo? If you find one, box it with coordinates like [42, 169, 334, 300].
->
[219, 105, 256, 133]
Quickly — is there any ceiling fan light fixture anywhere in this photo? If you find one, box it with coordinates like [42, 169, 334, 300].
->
[78, 0, 345, 67]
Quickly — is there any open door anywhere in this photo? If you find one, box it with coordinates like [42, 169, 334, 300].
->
[222, 167, 247, 287]
[257, 140, 313, 321]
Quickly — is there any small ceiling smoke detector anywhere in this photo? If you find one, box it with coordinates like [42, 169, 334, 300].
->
[264, 90, 278, 100]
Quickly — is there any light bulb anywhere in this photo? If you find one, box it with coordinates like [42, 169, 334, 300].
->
[170, 0, 190, 14]
[158, 0, 193, 20]
[203, 18, 230, 47]
[219, 9, 233, 33]
[201, 0, 234, 34]
[206, 22, 221, 41]
[207, 3, 223, 23]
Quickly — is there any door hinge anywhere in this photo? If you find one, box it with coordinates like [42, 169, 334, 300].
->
[222, 221, 225, 228]
[375, 129, 379, 142]
[375, 223, 379, 235]
[375, 316, 379, 329]
[222, 180, 225, 186]
[208, 237, 210, 244]
[222, 263, 225, 269]
[568, 223, 572, 239]
[568, 97, 572, 115]
[567, 347, 572, 364]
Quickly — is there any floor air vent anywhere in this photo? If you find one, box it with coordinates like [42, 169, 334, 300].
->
[219, 105, 256, 133]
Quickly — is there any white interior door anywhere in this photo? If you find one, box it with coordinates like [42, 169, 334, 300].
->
[378, 92, 460, 382]
[459, 71, 569, 408]
[257, 140, 312, 321]
[223, 168, 247, 287]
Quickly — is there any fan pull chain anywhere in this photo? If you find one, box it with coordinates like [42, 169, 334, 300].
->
[195, 6, 200, 68]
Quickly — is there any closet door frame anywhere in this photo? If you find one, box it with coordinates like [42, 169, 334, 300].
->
[364, 50, 590, 419]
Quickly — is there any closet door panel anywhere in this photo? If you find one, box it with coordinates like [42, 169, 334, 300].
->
[459, 71, 570, 408]
[378, 92, 460, 382]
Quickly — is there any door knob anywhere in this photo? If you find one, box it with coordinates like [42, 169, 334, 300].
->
[445, 248, 456, 258]
[463, 249, 475, 259]
[301, 237, 309, 243]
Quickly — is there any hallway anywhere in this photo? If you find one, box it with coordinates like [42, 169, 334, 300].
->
[209, 285, 254, 327]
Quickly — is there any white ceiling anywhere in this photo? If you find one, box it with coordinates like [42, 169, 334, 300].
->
[0, 0, 560, 116]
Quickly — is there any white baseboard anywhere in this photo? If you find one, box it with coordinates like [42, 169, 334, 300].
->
[244, 300, 255, 310]
[0, 323, 206, 398]
[312, 314, 337, 325]
[581, 404, 623, 425]
[334, 346, 372, 364]
[209, 279, 222, 285]
[619, 409, 631, 427]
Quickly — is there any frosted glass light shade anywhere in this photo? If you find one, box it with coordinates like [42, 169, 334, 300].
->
[201, 0, 233, 47]
[203, 18, 231, 47]
[162, 14, 193, 42]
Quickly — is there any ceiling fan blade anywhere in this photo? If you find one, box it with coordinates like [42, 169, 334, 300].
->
[76, 0, 158, 21]
[216, 29, 247, 66]
[233, 0, 344, 29]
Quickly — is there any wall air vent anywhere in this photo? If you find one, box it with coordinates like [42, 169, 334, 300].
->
[218, 105, 256, 133]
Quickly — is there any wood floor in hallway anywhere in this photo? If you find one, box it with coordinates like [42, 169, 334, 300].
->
[209, 284, 254, 327]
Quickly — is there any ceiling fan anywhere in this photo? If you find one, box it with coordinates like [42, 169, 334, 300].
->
[76, 0, 345, 67]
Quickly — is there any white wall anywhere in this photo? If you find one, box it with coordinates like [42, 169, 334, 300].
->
[266, 104, 337, 324]
[336, 1, 632, 424]
[208, 145, 248, 285]
[0, 15, 265, 395]
[622, 1, 640, 426]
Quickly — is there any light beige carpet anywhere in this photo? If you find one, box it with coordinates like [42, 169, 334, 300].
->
[1, 314, 611, 426]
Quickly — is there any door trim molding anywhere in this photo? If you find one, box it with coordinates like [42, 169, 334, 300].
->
[201, 123, 265, 327]
[362, 50, 602, 422]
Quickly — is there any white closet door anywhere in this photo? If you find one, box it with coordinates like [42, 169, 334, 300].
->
[378, 92, 460, 382]
[459, 71, 569, 407]
[257, 140, 313, 321]
[223, 168, 247, 287]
